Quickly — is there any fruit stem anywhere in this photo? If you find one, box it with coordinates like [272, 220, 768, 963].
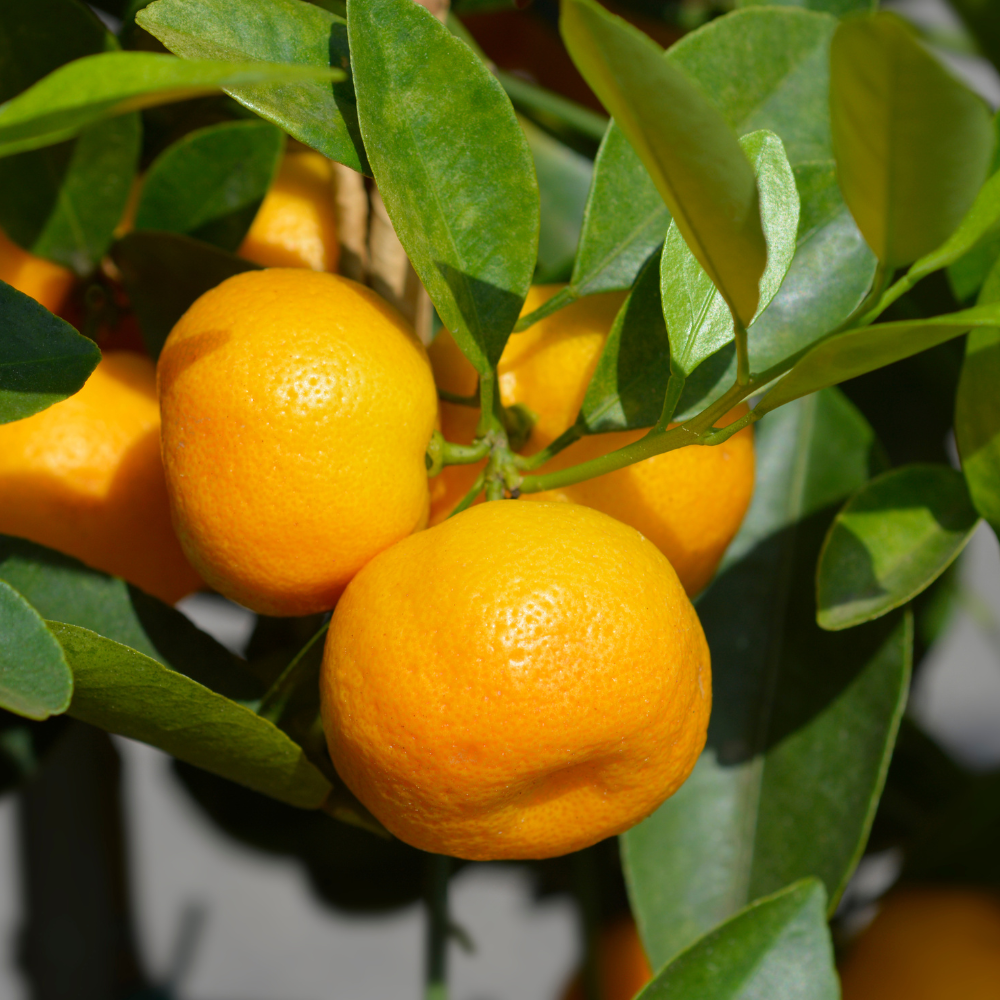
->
[257, 618, 330, 724]
[438, 386, 479, 407]
[447, 468, 487, 517]
[733, 311, 750, 387]
[513, 422, 584, 471]
[513, 285, 580, 332]
[425, 855, 451, 1000]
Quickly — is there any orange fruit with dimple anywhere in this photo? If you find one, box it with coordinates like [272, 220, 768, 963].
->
[320, 500, 711, 860]
[561, 917, 654, 1000]
[0, 352, 201, 604]
[839, 887, 1000, 1000]
[0, 226, 75, 314]
[158, 268, 437, 616]
[238, 150, 340, 272]
[429, 285, 755, 596]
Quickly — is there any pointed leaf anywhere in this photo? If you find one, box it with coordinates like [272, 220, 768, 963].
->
[622, 390, 911, 966]
[663, 130, 798, 378]
[0, 280, 101, 423]
[756, 303, 1000, 415]
[53, 622, 329, 808]
[0, 0, 140, 275]
[0, 580, 71, 721]
[349, 0, 538, 374]
[830, 12, 995, 267]
[641, 880, 838, 1000]
[560, 0, 766, 326]
[524, 6, 837, 329]
[956, 258, 1000, 534]
[0, 534, 261, 705]
[747, 160, 877, 375]
[738, 0, 873, 14]
[135, 119, 284, 251]
[136, 0, 367, 174]
[817, 464, 979, 631]
[0, 51, 340, 159]
[111, 230, 260, 359]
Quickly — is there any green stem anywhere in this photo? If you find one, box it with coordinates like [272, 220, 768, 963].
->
[441, 439, 491, 466]
[447, 468, 487, 518]
[734, 312, 750, 386]
[856, 265, 918, 327]
[257, 619, 330, 724]
[514, 286, 579, 332]
[438, 387, 479, 407]
[653, 373, 686, 432]
[476, 371, 497, 438]
[513, 422, 584, 471]
[425, 855, 451, 1000]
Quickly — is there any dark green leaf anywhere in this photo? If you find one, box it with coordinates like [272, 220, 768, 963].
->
[111, 230, 259, 359]
[0, 51, 339, 159]
[830, 12, 995, 267]
[53, 622, 329, 809]
[579, 249, 667, 433]
[521, 116, 593, 284]
[0, 580, 72, 721]
[0, 0, 140, 275]
[0, 710, 69, 796]
[349, 0, 538, 374]
[817, 464, 979, 631]
[641, 880, 838, 1000]
[0, 280, 101, 424]
[663, 130, 798, 378]
[0, 534, 261, 704]
[747, 160, 877, 374]
[135, 119, 283, 251]
[137, 0, 367, 174]
[755, 302, 1000, 415]
[622, 389, 911, 966]
[956, 258, 1000, 534]
[561, 0, 766, 326]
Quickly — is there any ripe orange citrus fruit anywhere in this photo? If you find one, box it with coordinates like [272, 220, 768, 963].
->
[428, 285, 755, 596]
[0, 351, 201, 604]
[0, 226, 75, 314]
[320, 500, 711, 860]
[158, 268, 437, 616]
[839, 886, 1000, 1000]
[238, 150, 340, 272]
[561, 917, 654, 1000]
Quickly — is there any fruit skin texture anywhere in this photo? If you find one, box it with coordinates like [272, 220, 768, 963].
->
[238, 150, 340, 272]
[320, 500, 711, 861]
[158, 268, 437, 616]
[429, 285, 755, 596]
[0, 352, 201, 604]
[0, 226, 75, 313]
[838, 886, 1000, 1000]
[561, 917, 654, 1000]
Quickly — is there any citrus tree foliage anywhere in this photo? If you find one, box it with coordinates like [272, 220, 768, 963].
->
[1, 0, 998, 994]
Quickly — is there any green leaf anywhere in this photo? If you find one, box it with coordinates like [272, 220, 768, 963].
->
[135, 119, 283, 251]
[0, 280, 101, 423]
[830, 12, 995, 268]
[561, 0, 766, 326]
[524, 6, 837, 330]
[663, 130, 799, 378]
[755, 302, 1000, 415]
[0, 580, 72, 721]
[136, 0, 367, 174]
[956, 258, 1000, 534]
[817, 464, 979, 631]
[111, 230, 259, 359]
[0, 51, 340, 159]
[641, 880, 838, 1000]
[622, 389, 911, 966]
[349, 0, 538, 374]
[737, 0, 872, 16]
[579, 249, 668, 433]
[53, 622, 330, 809]
[0, 0, 140, 275]
[0, 535, 261, 705]
[747, 160, 877, 375]
[521, 116, 593, 284]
